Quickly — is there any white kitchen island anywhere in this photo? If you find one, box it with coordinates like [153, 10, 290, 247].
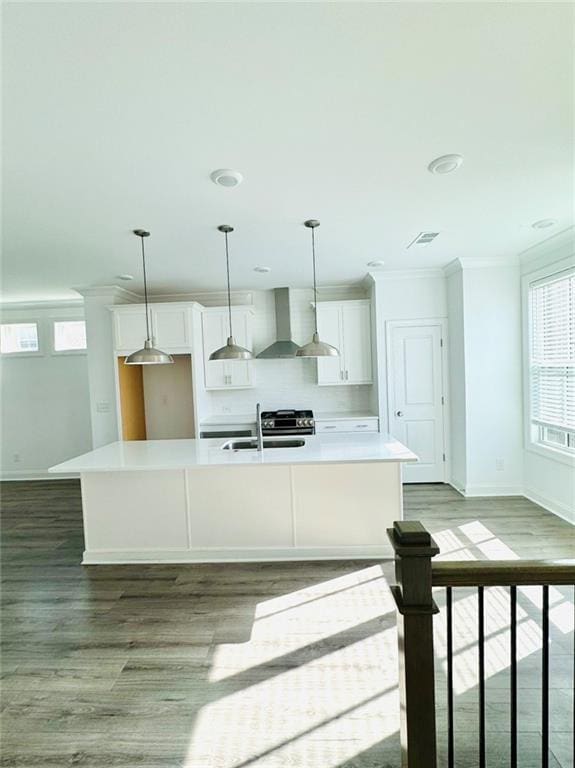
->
[49, 433, 417, 564]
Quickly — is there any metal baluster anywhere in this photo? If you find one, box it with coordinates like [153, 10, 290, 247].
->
[542, 585, 549, 768]
[479, 586, 486, 768]
[510, 585, 517, 768]
[447, 587, 454, 768]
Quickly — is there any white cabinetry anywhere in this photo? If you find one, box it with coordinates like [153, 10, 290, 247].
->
[113, 305, 191, 353]
[315, 417, 379, 434]
[316, 300, 372, 385]
[202, 308, 254, 389]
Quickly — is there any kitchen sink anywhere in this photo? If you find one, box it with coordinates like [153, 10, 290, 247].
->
[222, 439, 306, 451]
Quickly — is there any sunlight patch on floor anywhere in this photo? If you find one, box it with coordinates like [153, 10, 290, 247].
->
[188, 624, 399, 768]
[210, 568, 395, 682]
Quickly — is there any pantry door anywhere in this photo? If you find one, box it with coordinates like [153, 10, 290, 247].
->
[387, 320, 448, 483]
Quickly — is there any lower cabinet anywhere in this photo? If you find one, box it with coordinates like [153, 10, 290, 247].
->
[315, 418, 379, 434]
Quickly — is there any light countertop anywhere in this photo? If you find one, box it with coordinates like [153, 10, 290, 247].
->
[49, 433, 417, 473]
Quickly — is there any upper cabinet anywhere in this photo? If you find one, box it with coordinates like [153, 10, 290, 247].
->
[316, 300, 373, 385]
[201, 307, 255, 389]
[112, 305, 192, 353]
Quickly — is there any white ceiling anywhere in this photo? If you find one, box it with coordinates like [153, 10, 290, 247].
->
[2, 1, 574, 302]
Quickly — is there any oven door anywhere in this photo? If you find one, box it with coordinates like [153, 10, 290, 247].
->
[262, 426, 315, 436]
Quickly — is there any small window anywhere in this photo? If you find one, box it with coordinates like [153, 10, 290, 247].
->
[53, 320, 87, 352]
[0, 323, 39, 354]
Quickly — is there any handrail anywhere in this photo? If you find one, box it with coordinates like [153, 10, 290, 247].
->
[387, 520, 575, 768]
[432, 559, 575, 587]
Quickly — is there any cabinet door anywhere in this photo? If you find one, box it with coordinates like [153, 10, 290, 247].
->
[114, 310, 147, 352]
[202, 312, 227, 388]
[316, 304, 344, 385]
[152, 307, 191, 349]
[342, 302, 372, 384]
[227, 310, 253, 387]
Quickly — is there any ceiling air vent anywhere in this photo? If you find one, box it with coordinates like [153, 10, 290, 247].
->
[407, 231, 440, 248]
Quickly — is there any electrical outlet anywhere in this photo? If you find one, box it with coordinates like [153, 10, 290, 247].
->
[96, 401, 111, 413]
[495, 458, 505, 472]
[13, 453, 21, 464]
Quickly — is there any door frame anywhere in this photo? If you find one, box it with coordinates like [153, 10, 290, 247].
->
[385, 318, 450, 483]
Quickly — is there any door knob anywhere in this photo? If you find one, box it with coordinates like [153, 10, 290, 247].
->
[396, 411, 404, 417]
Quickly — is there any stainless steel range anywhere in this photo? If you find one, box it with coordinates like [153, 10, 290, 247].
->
[260, 409, 315, 436]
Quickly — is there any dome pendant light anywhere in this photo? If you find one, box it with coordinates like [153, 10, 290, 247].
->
[296, 220, 339, 358]
[125, 230, 174, 366]
[209, 225, 253, 361]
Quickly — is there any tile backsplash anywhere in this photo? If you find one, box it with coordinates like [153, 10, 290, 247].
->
[205, 286, 374, 416]
[207, 359, 372, 415]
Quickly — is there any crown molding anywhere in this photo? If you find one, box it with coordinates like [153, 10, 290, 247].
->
[518, 225, 575, 268]
[368, 268, 445, 281]
[74, 285, 141, 302]
[0, 298, 84, 311]
[443, 256, 519, 275]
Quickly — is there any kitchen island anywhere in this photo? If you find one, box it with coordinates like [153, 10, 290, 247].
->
[49, 433, 417, 564]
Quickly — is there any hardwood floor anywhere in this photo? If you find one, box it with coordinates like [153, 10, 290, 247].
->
[1, 480, 573, 767]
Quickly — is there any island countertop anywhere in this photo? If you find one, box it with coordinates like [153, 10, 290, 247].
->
[49, 433, 417, 474]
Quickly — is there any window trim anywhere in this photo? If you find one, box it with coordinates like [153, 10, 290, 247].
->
[522, 260, 575, 467]
[51, 318, 87, 356]
[0, 320, 43, 357]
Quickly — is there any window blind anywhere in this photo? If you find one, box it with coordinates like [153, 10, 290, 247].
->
[530, 270, 575, 433]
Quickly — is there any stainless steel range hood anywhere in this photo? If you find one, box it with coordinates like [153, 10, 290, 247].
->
[256, 288, 301, 359]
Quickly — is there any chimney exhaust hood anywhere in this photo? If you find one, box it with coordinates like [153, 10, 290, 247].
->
[256, 288, 301, 359]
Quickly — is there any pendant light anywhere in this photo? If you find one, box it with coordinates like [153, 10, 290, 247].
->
[209, 225, 253, 361]
[125, 230, 174, 365]
[296, 220, 339, 358]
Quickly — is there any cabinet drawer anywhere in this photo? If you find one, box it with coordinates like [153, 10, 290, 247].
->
[315, 419, 379, 434]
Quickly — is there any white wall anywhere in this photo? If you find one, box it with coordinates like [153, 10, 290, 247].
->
[519, 230, 575, 522]
[0, 304, 92, 478]
[79, 287, 137, 448]
[462, 264, 523, 495]
[446, 267, 467, 491]
[205, 286, 374, 416]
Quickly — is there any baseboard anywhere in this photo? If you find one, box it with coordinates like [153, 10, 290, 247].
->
[523, 488, 575, 524]
[462, 484, 524, 498]
[0, 470, 79, 481]
[448, 481, 523, 498]
[82, 544, 393, 565]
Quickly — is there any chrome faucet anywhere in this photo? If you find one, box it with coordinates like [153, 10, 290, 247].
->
[256, 402, 263, 452]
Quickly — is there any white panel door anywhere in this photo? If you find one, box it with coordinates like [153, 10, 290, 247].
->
[342, 302, 372, 384]
[316, 304, 344, 384]
[389, 322, 446, 482]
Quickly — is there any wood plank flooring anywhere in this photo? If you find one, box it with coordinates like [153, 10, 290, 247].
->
[1, 480, 573, 767]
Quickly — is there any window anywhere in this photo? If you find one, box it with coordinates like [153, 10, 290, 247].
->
[529, 269, 575, 455]
[53, 320, 87, 352]
[0, 322, 39, 354]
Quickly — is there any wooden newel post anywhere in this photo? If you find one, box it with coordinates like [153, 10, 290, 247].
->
[387, 520, 440, 768]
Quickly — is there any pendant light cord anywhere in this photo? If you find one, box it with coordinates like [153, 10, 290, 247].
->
[141, 235, 151, 342]
[311, 226, 318, 334]
[225, 231, 233, 339]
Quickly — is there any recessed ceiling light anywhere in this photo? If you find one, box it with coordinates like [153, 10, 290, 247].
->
[117, 274, 134, 281]
[210, 169, 243, 188]
[254, 266, 271, 273]
[428, 154, 463, 175]
[532, 218, 558, 229]
[367, 260, 385, 268]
